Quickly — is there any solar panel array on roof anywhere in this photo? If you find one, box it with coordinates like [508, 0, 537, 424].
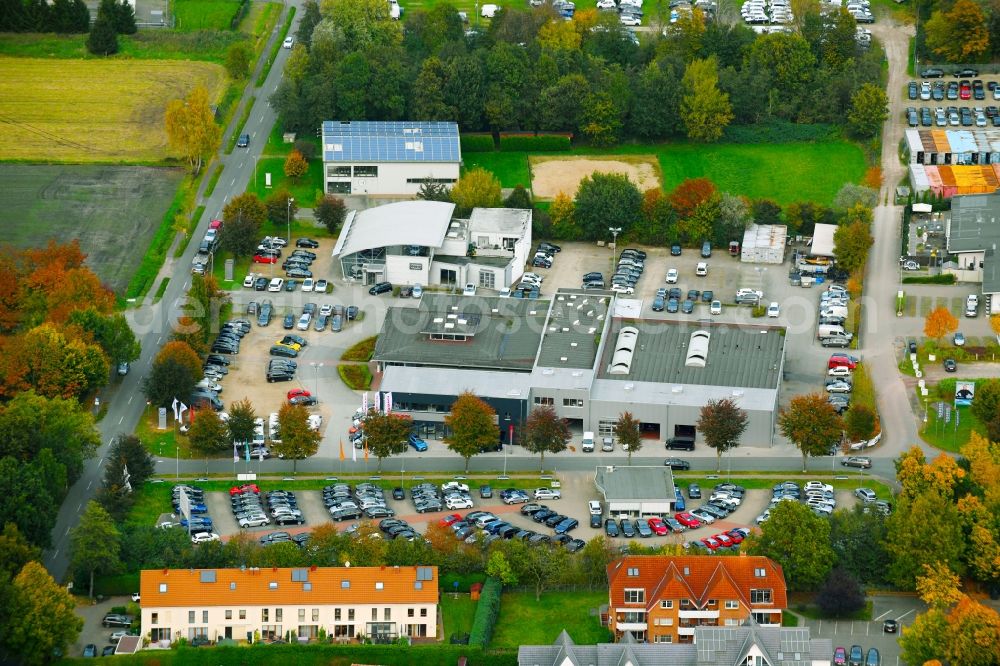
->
[321, 121, 461, 163]
[780, 628, 810, 655]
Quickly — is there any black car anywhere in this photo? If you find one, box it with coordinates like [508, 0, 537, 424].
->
[921, 67, 945, 78]
[257, 302, 273, 326]
[237, 133, 250, 147]
[619, 518, 635, 538]
[604, 518, 620, 537]
[269, 345, 298, 358]
[282, 313, 295, 329]
[391, 487, 405, 500]
[206, 354, 230, 366]
[589, 513, 602, 528]
[296, 238, 320, 248]
[283, 334, 307, 347]
[908, 340, 917, 354]
[289, 394, 317, 406]
[882, 619, 898, 633]
[539, 242, 562, 253]
[664, 458, 690, 470]
[286, 268, 312, 279]
[274, 514, 305, 525]
[670, 244, 682, 255]
[254, 277, 268, 291]
[944, 358, 957, 372]
[369, 282, 392, 295]
[291, 249, 317, 260]
[346, 305, 359, 320]
[908, 81, 918, 99]
[955, 67, 979, 77]
[688, 483, 701, 498]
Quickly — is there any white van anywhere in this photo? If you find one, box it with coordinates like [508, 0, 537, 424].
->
[820, 305, 848, 319]
[581, 431, 595, 453]
[966, 294, 979, 317]
[817, 324, 851, 339]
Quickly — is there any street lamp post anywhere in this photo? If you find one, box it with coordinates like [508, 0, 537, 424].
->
[608, 227, 622, 276]
[310, 362, 323, 399]
[286, 197, 294, 244]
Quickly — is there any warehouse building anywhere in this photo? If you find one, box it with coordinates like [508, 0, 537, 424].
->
[944, 192, 1000, 310]
[905, 129, 1000, 197]
[332, 201, 532, 289]
[740, 224, 786, 264]
[321, 121, 460, 196]
[374, 290, 786, 446]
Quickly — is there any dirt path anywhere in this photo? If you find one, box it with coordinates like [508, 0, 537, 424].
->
[529, 156, 661, 199]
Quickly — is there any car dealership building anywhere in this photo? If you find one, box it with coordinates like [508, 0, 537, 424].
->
[374, 291, 786, 447]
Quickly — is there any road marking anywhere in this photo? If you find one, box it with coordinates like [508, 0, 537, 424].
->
[78, 503, 82, 512]
[86, 481, 92, 490]
[128, 394, 134, 404]
[240, 161, 245, 169]
[107, 438, 113, 445]
[119, 416, 124, 424]
[897, 609, 915, 620]
[231, 177, 236, 187]
[157, 336, 162, 344]
[52, 548, 58, 559]
[872, 610, 892, 621]
[99, 457, 104, 466]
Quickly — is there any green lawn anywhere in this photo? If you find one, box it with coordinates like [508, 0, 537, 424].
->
[440, 594, 477, 640]
[465, 141, 866, 205]
[211, 250, 251, 291]
[491, 590, 612, 648]
[920, 402, 980, 453]
[174, 0, 243, 31]
[247, 157, 324, 205]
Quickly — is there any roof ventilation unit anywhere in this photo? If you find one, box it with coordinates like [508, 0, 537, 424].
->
[608, 326, 639, 375]
[685, 330, 711, 368]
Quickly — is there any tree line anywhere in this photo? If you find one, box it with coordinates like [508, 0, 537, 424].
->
[272, 0, 885, 145]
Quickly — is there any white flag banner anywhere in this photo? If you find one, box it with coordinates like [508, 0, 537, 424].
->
[385, 392, 393, 414]
[171, 397, 180, 421]
[375, 391, 382, 413]
[178, 402, 188, 421]
[352, 440, 357, 462]
[362, 392, 368, 413]
[233, 442, 239, 463]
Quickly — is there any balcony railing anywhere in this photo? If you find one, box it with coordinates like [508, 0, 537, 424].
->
[678, 610, 720, 619]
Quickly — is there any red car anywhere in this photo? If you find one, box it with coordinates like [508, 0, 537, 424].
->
[725, 529, 745, 544]
[833, 646, 847, 665]
[714, 533, 734, 547]
[253, 254, 278, 264]
[438, 513, 462, 527]
[230, 483, 260, 495]
[209, 219, 223, 230]
[675, 512, 700, 528]
[701, 537, 720, 550]
[287, 388, 311, 400]
[960, 84, 971, 100]
[647, 517, 668, 536]
[828, 354, 857, 370]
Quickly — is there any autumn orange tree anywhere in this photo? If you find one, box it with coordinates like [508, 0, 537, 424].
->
[143, 340, 202, 408]
[444, 392, 497, 473]
[924, 306, 958, 342]
[549, 191, 576, 239]
[0, 324, 108, 401]
[164, 84, 220, 175]
[668, 177, 716, 219]
[283, 149, 309, 179]
[924, 0, 989, 63]
[777, 392, 844, 472]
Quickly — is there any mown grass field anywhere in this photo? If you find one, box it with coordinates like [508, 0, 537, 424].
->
[0, 30, 247, 63]
[0, 58, 226, 162]
[174, 0, 243, 30]
[465, 141, 866, 205]
[491, 590, 612, 647]
[0, 164, 183, 293]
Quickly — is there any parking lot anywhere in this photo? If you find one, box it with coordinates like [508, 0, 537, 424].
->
[901, 73, 1000, 128]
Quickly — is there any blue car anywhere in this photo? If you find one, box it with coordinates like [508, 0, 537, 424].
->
[554, 517, 578, 534]
[666, 298, 679, 313]
[180, 517, 213, 528]
[408, 434, 428, 452]
[635, 519, 653, 538]
[674, 488, 686, 511]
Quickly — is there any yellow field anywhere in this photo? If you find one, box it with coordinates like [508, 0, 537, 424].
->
[0, 57, 226, 162]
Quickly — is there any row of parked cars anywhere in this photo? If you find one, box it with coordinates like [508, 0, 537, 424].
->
[170, 485, 222, 543]
[908, 104, 1000, 128]
[445, 506, 587, 552]
[409, 481, 479, 513]
[909, 78, 998, 102]
[324, 482, 398, 521]
[231, 485, 306, 529]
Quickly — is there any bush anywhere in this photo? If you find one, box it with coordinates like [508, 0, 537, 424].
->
[341, 336, 377, 362]
[751, 305, 766, 318]
[469, 577, 502, 647]
[338, 364, 372, 390]
[721, 121, 838, 144]
[461, 134, 496, 153]
[499, 133, 571, 152]
[294, 140, 317, 161]
[902, 273, 955, 284]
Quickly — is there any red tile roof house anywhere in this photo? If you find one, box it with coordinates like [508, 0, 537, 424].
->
[607, 555, 788, 644]
[139, 565, 438, 646]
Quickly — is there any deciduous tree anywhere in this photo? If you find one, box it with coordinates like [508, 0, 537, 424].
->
[0, 458, 57, 548]
[144, 340, 201, 408]
[362, 410, 411, 472]
[816, 567, 866, 617]
[284, 149, 309, 179]
[681, 56, 733, 142]
[0, 324, 108, 401]
[900, 607, 950, 666]
[411, 56, 454, 121]
[188, 409, 229, 453]
[164, 85, 221, 175]
[227, 398, 257, 445]
[549, 192, 577, 239]
[697, 398, 748, 471]
[925, 0, 990, 63]
[68, 309, 141, 370]
[844, 404, 877, 442]
[745, 500, 835, 591]
[70, 501, 121, 598]
[224, 41, 252, 79]
[486, 550, 518, 586]
[573, 172, 642, 241]
[886, 491, 965, 589]
[615, 411, 642, 464]
[847, 82, 889, 138]
[925, 306, 958, 342]
[220, 192, 266, 257]
[314, 194, 347, 234]
[275, 402, 321, 474]
[917, 562, 964, 611]
[668, 178, 716, 220]
[828, 506, 890, 584]
[504, 185, 532, 209]
[833, 218, 874, 274]
[5, 561, 83, 664]
[444, 392, 497, 473]
[450, 167, 502, 215]
[580, 91, 623, 147]
[778, 392, 844, 471]
[521, 405, 570, 471]
[265, 189, 299, 226]
[97, 434, 154, 521]
[834, 183, 878, 210]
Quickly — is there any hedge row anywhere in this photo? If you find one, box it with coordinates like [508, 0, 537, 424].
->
[468, 577, 502, 646]
[461, 134, 496, 152]
[721, 120, 838, 144]
[499, 133, 571, 151]
[902, 273, 955, 284]
[84, 644, 517, 666]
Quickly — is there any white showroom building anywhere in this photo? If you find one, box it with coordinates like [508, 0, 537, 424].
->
[332, 200, 533, 290]
[321, 121, 461, 197]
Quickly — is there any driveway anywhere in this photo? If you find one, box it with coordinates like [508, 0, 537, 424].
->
[798, 594, 924, 666]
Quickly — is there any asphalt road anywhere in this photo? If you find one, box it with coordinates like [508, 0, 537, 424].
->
[42, 5, 305, 580]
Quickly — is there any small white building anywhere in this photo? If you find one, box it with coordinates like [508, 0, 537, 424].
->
[810, 223, 838, 257]
[332, 200, 533, 289]
[321, 121, 461, 197]
[594, 466, 676, 516]
[740, 224, 787, 264]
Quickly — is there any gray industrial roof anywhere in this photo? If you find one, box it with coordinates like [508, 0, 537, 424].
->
[596, 319, 784, 390]
[946, 194, 1000, 292]
[518, 623, 829, 666]
[536, 290, 612, 370]
[321, 121, 460, 163]
[594, 466, 675, 502]
[469, 208, 531, 235]
[373, 294, 549, 371]
[332, 201, 455, 258]
[381, 366, 532, 400]
[589, 380, 777, 412]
